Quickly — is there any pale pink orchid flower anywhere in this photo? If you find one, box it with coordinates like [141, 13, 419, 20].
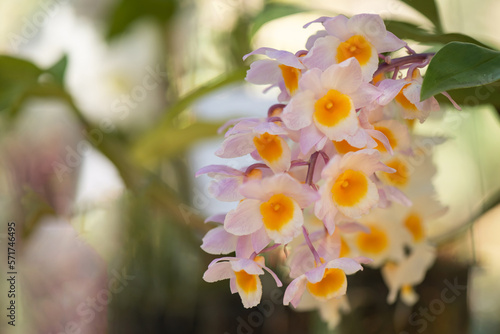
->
[315, 149, 395, 232]
[303, 14, 406, 81]
[203, 256, 282, 308]
[224, 173, 319, 245]
[283, 257, 368, 307]
[216, 118, 293, 174]
[282, 58, 382, 154]
[243, 47, 306, 102]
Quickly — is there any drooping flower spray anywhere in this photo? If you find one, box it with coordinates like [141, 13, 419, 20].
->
[197, 13, 450, 328]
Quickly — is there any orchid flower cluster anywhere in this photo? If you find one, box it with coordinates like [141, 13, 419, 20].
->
[197, 14, 448, 328]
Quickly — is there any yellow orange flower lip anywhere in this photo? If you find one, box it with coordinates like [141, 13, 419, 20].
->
[331, 169, 369, 207]
[313, 89, 353, 127]
[235, 270, 258, 293]
[356, 224, 389, 255]
[404, 212, 424, 242]
[260, 193, 295, 232]
[395, 83, 417, 111]
[374, 126, 397, 152]
[333, 140, 362, 155]
[383, 157, 409, 187]
[279, 64, 301, 95]
[253, 132, 283, 163]
[336, 35, 373, 66]
[307, 268, 347, 300]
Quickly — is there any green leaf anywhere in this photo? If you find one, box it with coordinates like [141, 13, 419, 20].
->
[384, 21, 491, 49]
[421, 42, 500, 100]
[0, 55, 72, 118]
[0, 56, 42, 114]
[401, 0, 442, 32]
[132, 121, 224, 167]
[250, 2, 309, 37]
[45, 54, 68, 86]
[106, 0, 178, 40]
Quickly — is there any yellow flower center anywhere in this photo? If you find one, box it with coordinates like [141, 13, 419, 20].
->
[333, 140, 362, 155]
[339, 237, 350, 258]
[374, 126, 398, 152]
[253, 132, 283, 162]
[307, 268, 346, 300]
[246, 168, 263, 181]
[384, 158, 409, 187]
[314, 89, 353, 128]
[372, 72, 385, 84]
[395, 84, 417, 111]
[404, 212, 424, 242]
[332, 170, 369, 207]
[336, 35, 372, 65]
[402, 284, 414, 295]
[260, 194, 295, 231]
[279, 64, 301, 95]
[356, 224, 389, 255]
[234, 270, 258, 293]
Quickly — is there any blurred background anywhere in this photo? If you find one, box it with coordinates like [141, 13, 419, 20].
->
[0, 0, 500, 333]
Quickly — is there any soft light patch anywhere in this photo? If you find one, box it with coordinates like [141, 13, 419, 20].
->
[374, 126, 397, 152]
[314, 89, 353, 127]
[333, 140, 362, 155]
[234, 270, 258, 293]
[404, 212, 424, 242]
[253, 133, 283, 162]
[395, 84, 417, 111]
[384, 158, 409, 187]
[307, 268, 346, 300]
[331, 170, 369, 207]
[260, 194, 295, 231]
[336, 35, 372, 65]
[356, 224, 389, 255]
[279, 64, 301, 95]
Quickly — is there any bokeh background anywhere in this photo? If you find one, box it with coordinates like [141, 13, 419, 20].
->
[1, 0, 500, 333]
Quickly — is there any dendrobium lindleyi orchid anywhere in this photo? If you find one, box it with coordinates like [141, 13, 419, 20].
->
[198, 12, 452, 328]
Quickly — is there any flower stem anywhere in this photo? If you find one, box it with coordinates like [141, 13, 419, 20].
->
[305, 151, 319, 185]
[318, 151, 330, 164]
[374, 53, 434, 78]
[291, 160, 309, 168]
[404, 44, 417, 55]
[302, 226, 322, 265]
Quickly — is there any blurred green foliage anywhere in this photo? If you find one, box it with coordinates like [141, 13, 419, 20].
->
[106, 0, 179, 40]
[401, 0, 443, 32]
